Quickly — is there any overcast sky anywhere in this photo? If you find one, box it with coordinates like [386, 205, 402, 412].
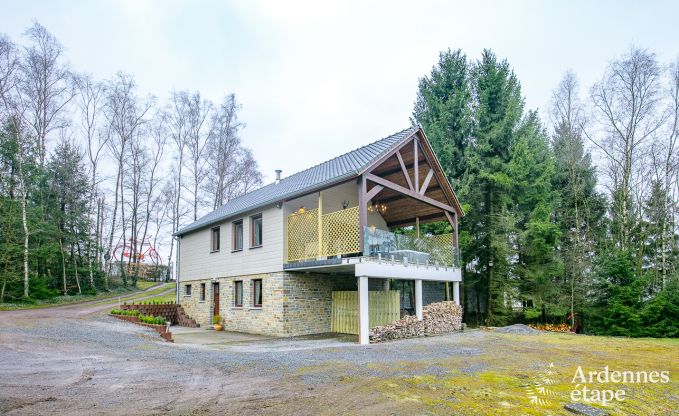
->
[2, 0, 679, 183]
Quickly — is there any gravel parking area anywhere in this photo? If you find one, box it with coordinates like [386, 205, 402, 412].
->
[0, 308, 482, 415]
[1, 305, 678, 415]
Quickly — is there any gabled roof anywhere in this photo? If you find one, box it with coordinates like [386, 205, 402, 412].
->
[176, 126, 421, 236]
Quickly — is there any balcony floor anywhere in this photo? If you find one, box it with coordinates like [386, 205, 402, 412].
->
[283, 256, 461, 282]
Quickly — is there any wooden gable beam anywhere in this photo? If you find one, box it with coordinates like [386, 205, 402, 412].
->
[416, 129, 465, 217]
[395, 151, 414, 191]
[444, 211, 459, 248]
[414, 139, 419, 192]
[365, 173, 455, 213]
[419, 169, 434, 195]
[366, 185, 384, 201]
[364, 132, 417, 175]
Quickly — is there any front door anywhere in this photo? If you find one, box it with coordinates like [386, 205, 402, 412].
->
[212, 282, 220, 317]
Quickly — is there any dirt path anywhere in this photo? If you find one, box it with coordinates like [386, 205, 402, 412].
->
[0, 285, 175, 323]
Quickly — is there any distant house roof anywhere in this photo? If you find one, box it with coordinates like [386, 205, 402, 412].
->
[176, 126, 420, 236]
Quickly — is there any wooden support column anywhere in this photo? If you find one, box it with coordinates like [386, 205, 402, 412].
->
[358, 175, 367, 254]
[414, 139, 419, 192]
[415, 279, 423, 321]
[358, 275, 369, 345]
[415, 217, 420, 239]
[317, 191, 323, 259]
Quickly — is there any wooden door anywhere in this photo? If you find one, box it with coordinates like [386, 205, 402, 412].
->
[212, 282, 220, 316]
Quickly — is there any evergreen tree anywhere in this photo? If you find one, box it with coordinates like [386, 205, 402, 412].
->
[510, 111, 562, 323]
[465, 50, 524, 325]
[550, 72, 607, 328]
[45, 141, 91, 294]
[412, 49, 472, 186]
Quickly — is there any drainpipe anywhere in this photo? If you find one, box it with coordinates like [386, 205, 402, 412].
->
[175, 236, 180, 304]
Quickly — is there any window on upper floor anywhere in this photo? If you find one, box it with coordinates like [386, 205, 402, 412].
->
[233, 220, 243, 251]
[210, 226, 220, 252]
[251, 214, 263, 248]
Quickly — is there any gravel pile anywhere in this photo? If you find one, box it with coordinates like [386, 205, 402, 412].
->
[494, 324, 540, 335]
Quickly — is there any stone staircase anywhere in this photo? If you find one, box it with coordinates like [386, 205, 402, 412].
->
[177, 305, 199, 328]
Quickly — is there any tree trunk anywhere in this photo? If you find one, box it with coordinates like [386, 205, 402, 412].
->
[20, 175, 29, 299]
[59, 238, 67, 295]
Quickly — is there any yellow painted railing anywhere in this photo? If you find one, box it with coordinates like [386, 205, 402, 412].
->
[331, 290, 401, 334]
[286, 206, 360, 262]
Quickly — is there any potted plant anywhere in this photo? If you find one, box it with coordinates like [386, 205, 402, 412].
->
[212, 314, 223, 331]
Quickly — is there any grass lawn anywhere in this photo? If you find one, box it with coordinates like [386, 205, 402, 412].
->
[94, 283, 175, 306]
[135, 280, 162, 290]
[136, 290, 177, 304]
[295, 331, 679, 415]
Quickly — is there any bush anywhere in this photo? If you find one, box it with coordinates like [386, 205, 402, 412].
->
[213, 314, 221, 324]
[139, 315, 166, 325]
[109, 308, 141, 317]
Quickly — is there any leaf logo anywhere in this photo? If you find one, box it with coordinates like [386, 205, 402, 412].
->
[525, 362, 558, 406]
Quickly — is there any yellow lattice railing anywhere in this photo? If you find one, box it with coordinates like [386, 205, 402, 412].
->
[287, 209, 319, 262]
[287, 206, 360, 262]
[424, 233, 454, 266]
[323, 206, 360, 257]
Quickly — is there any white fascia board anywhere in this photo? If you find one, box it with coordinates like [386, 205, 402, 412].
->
[354, 262, 461, 282]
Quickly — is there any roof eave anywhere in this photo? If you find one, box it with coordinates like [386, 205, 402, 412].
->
[174, 171, 360, 237]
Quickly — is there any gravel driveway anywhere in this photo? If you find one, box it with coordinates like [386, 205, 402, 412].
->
[0, 299, 482, 416]
[2, 302, 677, 415]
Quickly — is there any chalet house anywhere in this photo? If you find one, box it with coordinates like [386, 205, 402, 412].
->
[175, 126, 463, 344]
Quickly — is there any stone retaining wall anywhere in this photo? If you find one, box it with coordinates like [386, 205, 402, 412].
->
[110, 314, 173, 342]
[121, 303, 179, 324]
[370, 301, 463, 343]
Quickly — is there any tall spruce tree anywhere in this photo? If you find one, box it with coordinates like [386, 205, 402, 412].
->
[550, 72, 606, 328]
[412, 49, 472, 187]
[510, 111, 562, 323]
[466, 50, 524, 325]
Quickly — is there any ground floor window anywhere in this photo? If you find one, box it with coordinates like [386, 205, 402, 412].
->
[184, 284, 192, 296]
[234, 280, 243, 307]
[252, 279, 262, 307]
[200, 283, 206, 301]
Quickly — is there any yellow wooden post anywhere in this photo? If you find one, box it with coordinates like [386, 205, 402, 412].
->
[317, 191, 323, 258]
[416, 217, 420, 239]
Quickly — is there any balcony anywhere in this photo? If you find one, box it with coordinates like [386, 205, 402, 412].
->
[285, 206, 458, 270]
[286, 206, 361, 263]
[364, 227, 460, 268]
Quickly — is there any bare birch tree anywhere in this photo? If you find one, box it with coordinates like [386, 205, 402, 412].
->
[19, 22, 74, 167]
[204, 94, 262, 209]
[103, 73, 153, 284]
[184, 92, 212, 220]
[0, 35, 33, 298]
[74, 74, 107, 289]
[589, 47, 665, 252]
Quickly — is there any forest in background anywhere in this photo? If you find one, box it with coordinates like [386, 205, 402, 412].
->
[0, 22, 262, 302]
[413, 49, 678, 337]
[0, 23, 677, 338]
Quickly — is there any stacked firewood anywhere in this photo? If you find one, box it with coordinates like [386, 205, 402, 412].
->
[423, 301, 463, 334]
[370, 301, 463, 343]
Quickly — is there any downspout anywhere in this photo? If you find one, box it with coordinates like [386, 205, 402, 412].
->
[175, 235, 181, 304]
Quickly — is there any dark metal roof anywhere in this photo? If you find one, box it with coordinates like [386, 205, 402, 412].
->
[176, 126, 419, 236]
